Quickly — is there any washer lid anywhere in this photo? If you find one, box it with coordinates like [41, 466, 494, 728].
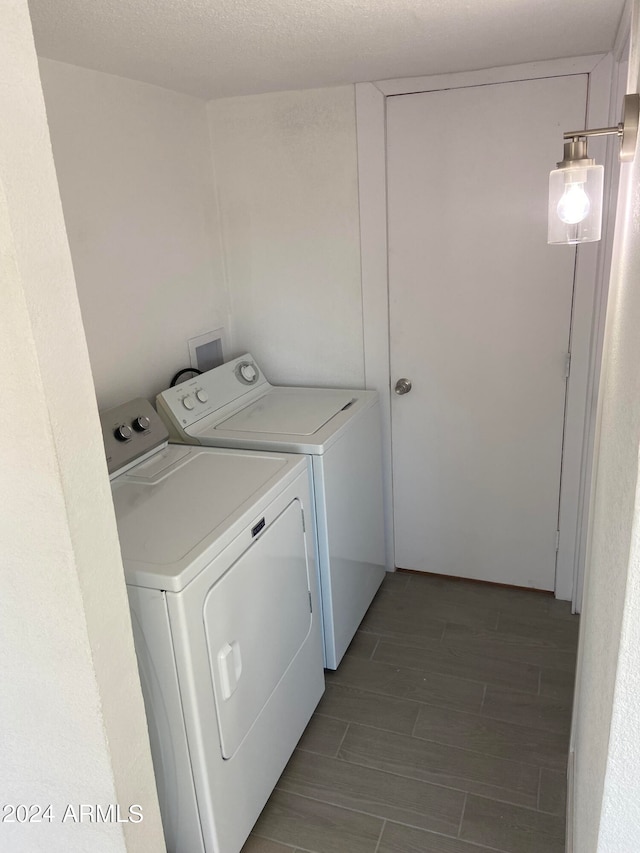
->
[112, 446, 297, 588]
[215, 388, 356, 436]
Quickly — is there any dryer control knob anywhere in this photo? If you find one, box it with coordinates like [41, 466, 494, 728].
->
[114, 424, 132, 442]
[196, 389, 208, 403]
[132, 415, 151, 432]
[182, 395, 195, 410]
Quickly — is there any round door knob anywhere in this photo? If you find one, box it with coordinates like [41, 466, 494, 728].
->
[395, 378, 412, 395]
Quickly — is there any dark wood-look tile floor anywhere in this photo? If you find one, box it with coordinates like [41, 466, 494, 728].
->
[242, 571, 578, 853]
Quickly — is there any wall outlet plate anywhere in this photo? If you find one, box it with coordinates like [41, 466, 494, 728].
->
[188, 328, 226, 373]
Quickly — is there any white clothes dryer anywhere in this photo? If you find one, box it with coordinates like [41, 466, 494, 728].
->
[100, 398, 324, 853]
[157, 354, 387, 669]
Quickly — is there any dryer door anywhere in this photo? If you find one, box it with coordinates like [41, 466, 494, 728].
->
[203, 499, 312, 759]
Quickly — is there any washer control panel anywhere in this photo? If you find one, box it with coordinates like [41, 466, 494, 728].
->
[157, 354, 269, 431]
[100, 398, 168, 476]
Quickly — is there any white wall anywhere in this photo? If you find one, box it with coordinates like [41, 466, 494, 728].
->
[41, 69, 364, 399]
[208, 86, 365, 388]
[0, 3, 164, 851]
[572, 4, 640, 849]
[38, 59, 228, 410]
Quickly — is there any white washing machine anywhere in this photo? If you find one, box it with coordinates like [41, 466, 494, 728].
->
[100, 398, 324, 853]
[156, 354, 387, 669]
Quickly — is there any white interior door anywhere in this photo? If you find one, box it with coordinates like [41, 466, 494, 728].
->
[388, 75, 587, 590]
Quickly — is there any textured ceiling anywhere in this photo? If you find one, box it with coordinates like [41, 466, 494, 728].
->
[29, 0, 626, 100]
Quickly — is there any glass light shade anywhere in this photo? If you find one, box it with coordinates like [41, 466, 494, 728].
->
[548, 163, 604, 244]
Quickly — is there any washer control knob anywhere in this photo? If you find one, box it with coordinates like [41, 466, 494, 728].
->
[236, 361, 259, 384]
[114, 424, 132, 442]
[182, 395, 195, 410]
[240, 363, 257, 382]
[196, 389, 208, 403]
[132, 415, 151, 432]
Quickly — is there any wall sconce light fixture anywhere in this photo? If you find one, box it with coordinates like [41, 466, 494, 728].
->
[548, 94, 640, 245]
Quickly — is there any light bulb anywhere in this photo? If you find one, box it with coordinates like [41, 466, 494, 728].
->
[549, 161, 604, 244]
[557, 182, 591, 225]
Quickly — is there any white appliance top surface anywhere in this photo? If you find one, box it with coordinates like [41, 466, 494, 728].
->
[112, 444, 303, 588]
[190, 386, 378, 454]
[157, 354, 379, 455]
[216, 388, 356, 435]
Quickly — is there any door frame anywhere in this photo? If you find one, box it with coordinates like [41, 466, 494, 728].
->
[356, 54, 617, 605]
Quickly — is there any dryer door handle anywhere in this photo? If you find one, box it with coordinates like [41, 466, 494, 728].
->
[218, 641, 243, 700]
